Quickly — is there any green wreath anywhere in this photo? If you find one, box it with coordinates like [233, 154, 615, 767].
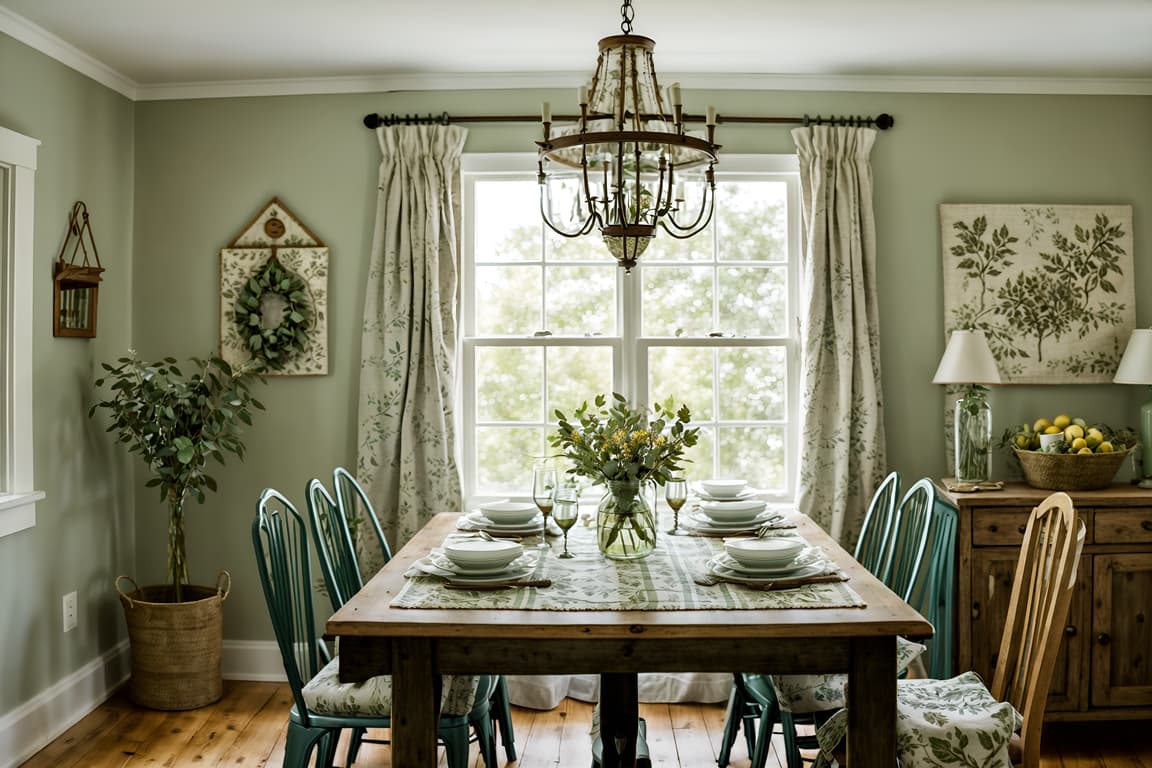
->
[235, 258, 311, 370]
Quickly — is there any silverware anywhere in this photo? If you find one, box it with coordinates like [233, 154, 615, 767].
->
[444, 578, 552, 590]
[692, 572, 845, 591]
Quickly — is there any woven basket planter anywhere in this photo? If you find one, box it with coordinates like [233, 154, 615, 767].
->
[116, 572, 230, 710]
[1013, 446, 1134, 491]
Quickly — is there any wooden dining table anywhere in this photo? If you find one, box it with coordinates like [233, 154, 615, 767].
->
[327, 511, 931, 767]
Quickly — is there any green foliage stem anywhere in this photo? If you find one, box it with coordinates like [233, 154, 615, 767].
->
[90, 352, 266, 600]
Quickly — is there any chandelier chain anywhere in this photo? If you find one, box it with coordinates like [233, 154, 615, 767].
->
[619, 0, 634, 34]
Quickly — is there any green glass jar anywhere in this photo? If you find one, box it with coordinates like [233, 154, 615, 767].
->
[597, 480, 657, 560]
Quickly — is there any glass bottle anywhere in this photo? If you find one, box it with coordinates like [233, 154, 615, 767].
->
[955, 388, 992, 483]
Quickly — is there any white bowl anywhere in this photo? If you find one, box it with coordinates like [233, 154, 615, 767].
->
[699, 499, 768, 523]
[699, 479, 748, 498]
[478, 500, 540, 525]
[723, 537, 806, 568]
[442, 539, 524, 570]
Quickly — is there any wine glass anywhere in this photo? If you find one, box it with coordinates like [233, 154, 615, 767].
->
[532, 462, 558, 550]
[552, 486, 579, 559]
[664, 475, 689, 535]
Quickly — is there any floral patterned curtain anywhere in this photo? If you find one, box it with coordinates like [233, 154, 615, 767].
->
[355, 124, 467, 560]
[791, 125, 887, 546]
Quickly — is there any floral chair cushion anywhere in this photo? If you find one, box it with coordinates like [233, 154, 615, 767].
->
[769, 636, 926, 713]
[811, 671, 1024, 768]
[302, 657, 480, 718]
[894, 672, 1021, 767]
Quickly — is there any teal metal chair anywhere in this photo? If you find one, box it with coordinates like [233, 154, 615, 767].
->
[919, 493, 958, 679]
[254, 487, 498, 768]
[332, 466, 392, 579]
[853, 469, 902, 573]
[717, 471, 955, 768]
[331, 469, 516, 764]
[314, 470, 516, 762]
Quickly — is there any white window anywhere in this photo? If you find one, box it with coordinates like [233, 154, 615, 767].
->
[0, 126, 44, 537]
[460, 154, 800, 502]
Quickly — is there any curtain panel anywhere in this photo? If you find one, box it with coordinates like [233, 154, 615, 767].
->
[791, 125, 887, 546]
[355, 125, 468, 562]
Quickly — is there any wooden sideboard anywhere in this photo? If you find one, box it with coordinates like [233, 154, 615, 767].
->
[940, 482, 1152, 721]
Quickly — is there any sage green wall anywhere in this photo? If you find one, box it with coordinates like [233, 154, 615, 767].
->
[3, 23, 1150, 701]
[0, 33, 135, 712]
[132, 87, 1152, 641]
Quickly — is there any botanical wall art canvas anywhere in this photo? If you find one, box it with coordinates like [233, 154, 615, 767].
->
[219, 198, 328, 375]
[940, 204, 1134, 384]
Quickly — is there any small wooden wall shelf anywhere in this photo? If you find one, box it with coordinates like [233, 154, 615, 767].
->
[53, 201, 104, 338]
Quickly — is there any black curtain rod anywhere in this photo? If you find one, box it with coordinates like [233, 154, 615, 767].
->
[362, 111, 895, 130]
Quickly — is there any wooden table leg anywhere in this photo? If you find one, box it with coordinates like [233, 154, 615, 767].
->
[600, 673, 639, 768]
[847, 635, 896, 768]
[391, 637, 438, 765]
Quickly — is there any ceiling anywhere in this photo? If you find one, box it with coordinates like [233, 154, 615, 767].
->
[2, 0, 1151, 100]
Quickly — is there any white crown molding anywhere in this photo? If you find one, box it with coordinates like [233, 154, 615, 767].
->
[2, 5, 1149, 102]
[671, 72, 1152, 96]
[136, 70, 1152, 101]
[0, 6, 136, 100]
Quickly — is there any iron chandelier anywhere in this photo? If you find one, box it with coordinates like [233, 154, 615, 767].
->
[536, 0, 720, 272]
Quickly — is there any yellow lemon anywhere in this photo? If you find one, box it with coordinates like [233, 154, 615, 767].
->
[1085, 430, 1103, 449]
[1064, 424, 1085, 442]
[1097, 441, 1115, 453]
[1071, 437, 1088, 451]
[1077, 447, 1094, 455]
[1033, 418, 1052, 433]
[1053, 414, 1072, 429]
[1044, 425, 1063, 435]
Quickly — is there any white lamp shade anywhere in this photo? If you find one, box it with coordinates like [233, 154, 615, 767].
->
[1114, 329, 1152, 385]
[932, 329, 1002, 385]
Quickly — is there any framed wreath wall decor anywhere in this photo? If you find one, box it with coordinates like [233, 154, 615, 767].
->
[219, 198, 328, 375]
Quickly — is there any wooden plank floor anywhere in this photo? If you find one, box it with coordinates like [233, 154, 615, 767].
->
[19, 680, 1152, 767]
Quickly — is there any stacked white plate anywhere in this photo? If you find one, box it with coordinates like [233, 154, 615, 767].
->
[705, 540, 828, 582]
[461, 509, 544, 536]
[697, 498, 769, 523]
[684, 508, 779, 535]
[420, 540, 538, 583]
[478, 500, 540, 526]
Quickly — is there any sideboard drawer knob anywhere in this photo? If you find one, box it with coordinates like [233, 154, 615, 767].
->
[1065, 625, 1077, 637]
[1142, 520, 1152, 532]
[1017, 524, 1027, 534]
[1098, 633, 1112, 646]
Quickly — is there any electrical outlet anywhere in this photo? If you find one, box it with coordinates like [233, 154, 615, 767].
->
[62, 591, 77, 632]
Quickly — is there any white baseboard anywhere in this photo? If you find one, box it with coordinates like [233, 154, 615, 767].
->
[222, 640, 286, 682]
[0, 641, 131, 768]
[0, 639, 284, 768]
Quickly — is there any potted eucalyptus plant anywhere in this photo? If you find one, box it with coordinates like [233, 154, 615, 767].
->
[91, 351, 264, 709]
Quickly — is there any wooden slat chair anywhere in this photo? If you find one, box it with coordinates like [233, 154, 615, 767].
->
[253, 487, 498, 768]
[812, 491, 1085, 768]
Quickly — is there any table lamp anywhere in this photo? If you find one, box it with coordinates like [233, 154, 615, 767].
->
[1113, 328, 1152, 488]
[932, 329, 1002, 483]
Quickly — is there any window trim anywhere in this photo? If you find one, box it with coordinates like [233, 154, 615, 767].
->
[459, 153, 801, 503]
[0, 126, 45, 537]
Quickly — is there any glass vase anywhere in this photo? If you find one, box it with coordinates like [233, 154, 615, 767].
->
[597, 480, 657, 560]
[955, 391, 992, 483]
